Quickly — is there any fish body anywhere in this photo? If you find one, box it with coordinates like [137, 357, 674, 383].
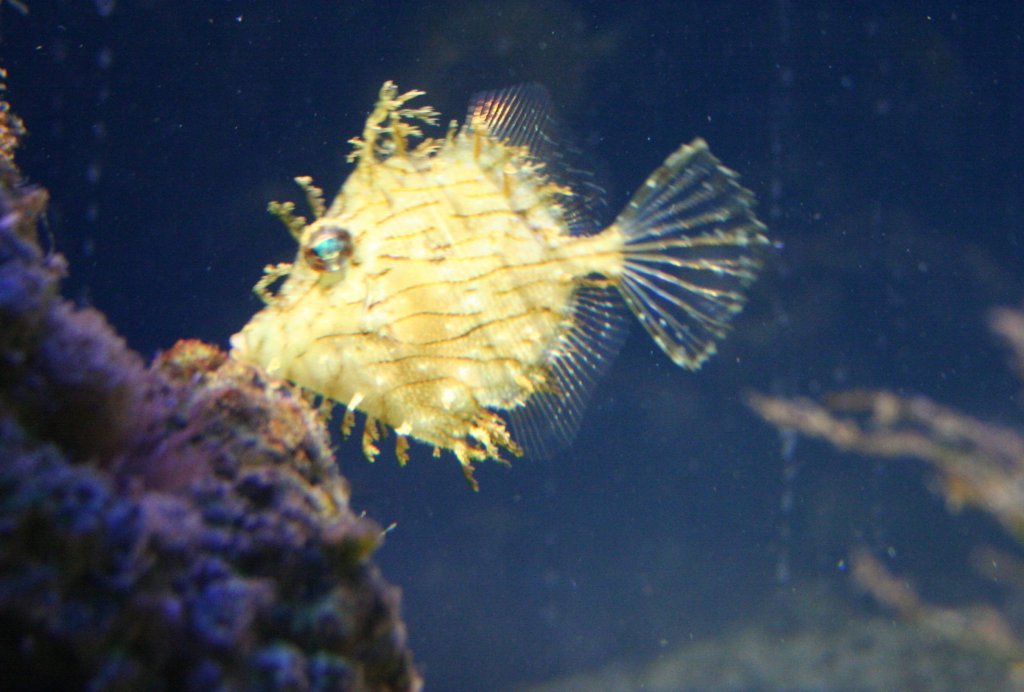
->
[230, 82, 770, 487]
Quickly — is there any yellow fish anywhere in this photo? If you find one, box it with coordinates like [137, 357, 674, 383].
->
[230, 82, 770, 488]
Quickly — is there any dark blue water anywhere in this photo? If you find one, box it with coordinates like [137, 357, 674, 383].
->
[5, 2, 1023, 688]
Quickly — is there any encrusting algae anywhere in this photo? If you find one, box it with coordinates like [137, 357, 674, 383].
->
[231, 82, 771, 487]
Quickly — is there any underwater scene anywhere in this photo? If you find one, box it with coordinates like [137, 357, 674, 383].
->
[2, 1, 1024, 690]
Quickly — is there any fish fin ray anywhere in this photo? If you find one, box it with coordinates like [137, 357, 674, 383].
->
[615, 139, 770, 369]
[508, 284, 629, 459]
[465, 84, 608, 234]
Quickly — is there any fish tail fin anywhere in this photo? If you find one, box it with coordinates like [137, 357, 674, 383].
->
[613, 138, 771, 369]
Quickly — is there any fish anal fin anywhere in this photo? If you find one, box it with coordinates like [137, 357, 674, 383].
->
[508, 284, 629, 459]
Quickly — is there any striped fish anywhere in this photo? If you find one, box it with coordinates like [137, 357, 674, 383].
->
[230, 81, 770, 488]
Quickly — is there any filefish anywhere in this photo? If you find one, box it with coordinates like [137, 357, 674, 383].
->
[230, 81, 770, 488]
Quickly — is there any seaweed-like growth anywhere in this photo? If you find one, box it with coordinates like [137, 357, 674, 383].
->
[347, 81, 439, 163]
[0, 77, 420, 690]
[0, 68, 25, 168]
[748, 308, 1024, 667]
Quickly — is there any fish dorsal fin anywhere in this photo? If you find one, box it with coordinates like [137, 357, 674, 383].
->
[465, 84, 607, 235]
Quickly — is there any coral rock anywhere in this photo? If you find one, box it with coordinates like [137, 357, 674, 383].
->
[0, 84, 420, 691]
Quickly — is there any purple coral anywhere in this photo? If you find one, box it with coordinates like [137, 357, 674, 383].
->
[0, 82, 420, 691]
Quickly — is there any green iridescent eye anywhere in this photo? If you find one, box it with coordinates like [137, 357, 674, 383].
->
[303, 225, 353, 273]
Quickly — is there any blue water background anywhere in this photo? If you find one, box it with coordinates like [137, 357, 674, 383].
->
[4, 2, 1024, 688]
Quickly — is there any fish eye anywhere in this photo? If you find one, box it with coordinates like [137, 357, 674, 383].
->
[303, 225, 353, 273]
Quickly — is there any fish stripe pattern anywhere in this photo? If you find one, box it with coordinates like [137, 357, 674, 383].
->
[230, 82, 770, 488]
